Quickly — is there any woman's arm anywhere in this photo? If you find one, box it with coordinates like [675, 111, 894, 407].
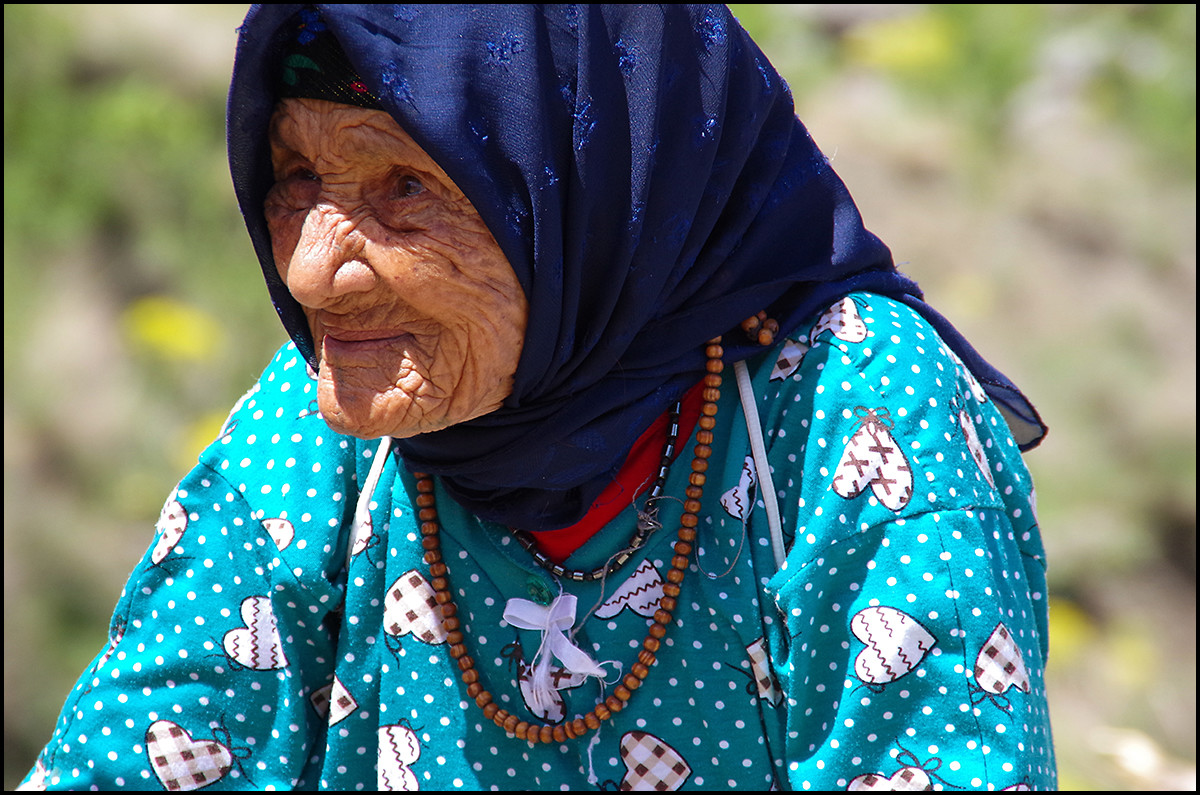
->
[21, 343, 356, 791]
[759, 293, 1055, 790]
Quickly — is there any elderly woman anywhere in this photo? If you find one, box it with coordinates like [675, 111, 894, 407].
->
[23, 5, 1053, 791]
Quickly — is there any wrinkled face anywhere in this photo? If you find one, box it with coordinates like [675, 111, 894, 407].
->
[265, 98, 528, 440]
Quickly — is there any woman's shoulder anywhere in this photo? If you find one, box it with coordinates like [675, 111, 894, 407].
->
[755, 292, 982, 402]
[748, 291, 1037, 535]
[748, 292, 987, 433]
[194, 341, 361, 495]
[754, 291, 1012, 444]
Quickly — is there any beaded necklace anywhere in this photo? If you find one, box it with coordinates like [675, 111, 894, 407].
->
[412, 318, 775, 745]
[509, 399, 682, 583]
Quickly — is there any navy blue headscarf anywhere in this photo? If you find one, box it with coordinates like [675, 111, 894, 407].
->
[228, 4, 1045, 531]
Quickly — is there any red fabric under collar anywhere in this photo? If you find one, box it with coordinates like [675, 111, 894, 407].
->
[529, 379, 706, 563]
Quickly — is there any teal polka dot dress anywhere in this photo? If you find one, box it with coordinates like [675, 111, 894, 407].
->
[21, 293, 1055, 790]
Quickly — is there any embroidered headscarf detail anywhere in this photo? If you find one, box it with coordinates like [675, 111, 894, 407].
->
[273, 7, 381, 109]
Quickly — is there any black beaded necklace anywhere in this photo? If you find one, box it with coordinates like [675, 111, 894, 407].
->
[509, 400, 683, 582]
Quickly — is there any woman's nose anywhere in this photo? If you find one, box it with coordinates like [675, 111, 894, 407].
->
[284, 204, 375, 308]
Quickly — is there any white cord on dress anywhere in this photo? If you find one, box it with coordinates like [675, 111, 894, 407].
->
[733, 359, 787, 571]
[349, 435, 393, 572]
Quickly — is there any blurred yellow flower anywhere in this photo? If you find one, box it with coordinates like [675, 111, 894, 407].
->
[845, 11, 956, 74]
[122, 295, 224, 362]
[175, 409, 231, 473]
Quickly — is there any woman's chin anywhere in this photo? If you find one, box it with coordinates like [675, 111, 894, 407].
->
[321, 408, 435, 440]
[317, 380, 431, 440]
[314, 366, 508, 439]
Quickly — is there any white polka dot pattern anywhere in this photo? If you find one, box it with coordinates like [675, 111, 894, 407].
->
[21, 295, 1056, 790]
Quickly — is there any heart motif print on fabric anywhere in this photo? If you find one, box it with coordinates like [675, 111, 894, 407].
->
[974, 622, 1031, 695]
[385, 569, 448, 645]
[719, 455, 757, 521]
[151, 496, 188, 565]
[618, 731, 692, 791]
[261, 517, 294, 551]
[309, 682, 334, 720]
[350, 510, 374, 558]
[327, 675, 359, 726]
[377, 723, 421, 791]
[851, 606, 936, 686]
[594, 559, 664, 619]
[145, 719, 234, 791]
[222, 595, 288, 670]
[832, 407, 914, 511]
[746, 637, 783, 706]
[848, 766, 932, 791]
[769, 338, 810, 381]
[517, 658, 586, 723]
[958, 409, 996, 489]
[810, 296, 869, 344]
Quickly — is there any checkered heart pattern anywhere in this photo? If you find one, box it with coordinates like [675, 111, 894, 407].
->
[769, 339, 809, 381]
[145, 720, 233, 791]
[848, 766, 932, 791]
[810, 296, 869, 344]
[327, 675, 359, 726]
[309, 682, 333, 719]
[974, 622, 1031, 695]
[385, 569, 448, 645]
[619, 731, 691, 791]
[746, 637, 783, 706]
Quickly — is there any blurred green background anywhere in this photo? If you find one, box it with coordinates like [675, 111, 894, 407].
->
[4, 4, 1195, 790]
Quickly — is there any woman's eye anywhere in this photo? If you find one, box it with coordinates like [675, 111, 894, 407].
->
[295, 168, 319, 182]
[396, 175, 426, 197]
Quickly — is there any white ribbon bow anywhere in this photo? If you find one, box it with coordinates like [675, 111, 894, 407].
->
[503, 593, 607, 697]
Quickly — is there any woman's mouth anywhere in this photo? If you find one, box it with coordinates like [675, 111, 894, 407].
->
[321, 327, 412, 358]
[324, 327, 407, 342]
